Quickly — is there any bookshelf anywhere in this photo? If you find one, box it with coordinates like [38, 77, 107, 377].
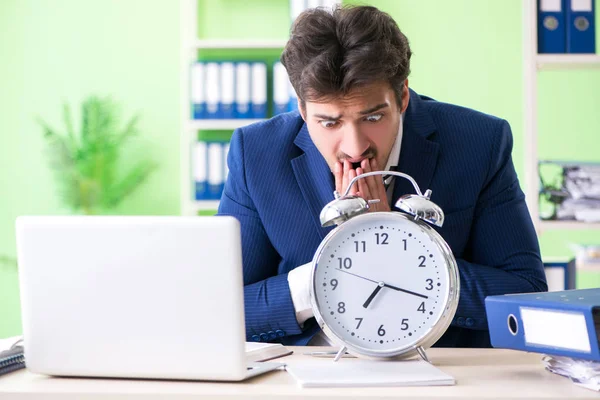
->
[536, 54, 600, 69]
[179, 0, 289, 216]
[522, 0, 600, 233]
[194, 39, 288, 49]
[187, 119, 266, 131]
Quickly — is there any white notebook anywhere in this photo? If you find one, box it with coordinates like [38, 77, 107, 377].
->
[245, 342, 292, 363]
[285, 358, 455, 388]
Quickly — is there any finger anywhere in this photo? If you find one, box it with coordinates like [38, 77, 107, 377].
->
[342, 160, 350, 196]
[356, 167, 371, 201]
[348, 168, 358, 195]
[334, 161, 343, 194]
[362, 159, 380, 203]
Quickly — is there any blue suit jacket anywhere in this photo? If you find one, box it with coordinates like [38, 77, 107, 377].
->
[218, 89, 547, 347]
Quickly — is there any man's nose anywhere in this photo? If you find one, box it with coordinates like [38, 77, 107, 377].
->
[340, 125, 369, 160]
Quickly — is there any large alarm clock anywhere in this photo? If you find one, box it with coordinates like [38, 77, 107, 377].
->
[309, 171, 460, 362]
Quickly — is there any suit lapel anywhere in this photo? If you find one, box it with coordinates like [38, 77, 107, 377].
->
[291, 124, 336, 240]
[392, 90, 440, 210]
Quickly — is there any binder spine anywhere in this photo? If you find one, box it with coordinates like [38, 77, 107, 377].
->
[190, 62, 206, 119]
[273, 62, 290, 115]
[223, 142, 230, 182]
[193, 141, 208, 201]
[207, 142, 225, 200]
[250, 62, 267, 119]
[566, 0, 596, 53]
[538, 0, 567, 53]
[235, 62, 252, 119]
[205, 62, 221, 119]
[290, 0, 307, 23]
[220, 62, 236, 119]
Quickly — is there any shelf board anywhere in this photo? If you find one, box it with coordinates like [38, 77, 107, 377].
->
[194, 39, 288, 49]
[536, 54, 600, 70]
[539, 220, 600, 231]
[188, 200, 220, 214]
[188, 119, 265, 130]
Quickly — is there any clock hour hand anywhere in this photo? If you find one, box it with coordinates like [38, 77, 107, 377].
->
[362, 282, 384, 308]
[383, 283, 429, 299]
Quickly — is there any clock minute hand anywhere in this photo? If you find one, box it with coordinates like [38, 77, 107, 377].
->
[383, 283, 429, 299]
[335, 268, 379, 285]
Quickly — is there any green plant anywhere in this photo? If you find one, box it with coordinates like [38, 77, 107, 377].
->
[0, 255, 18, 270]
[37, 96, 157, 215]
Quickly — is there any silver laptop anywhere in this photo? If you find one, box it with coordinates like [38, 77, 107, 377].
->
[16, 215, 284, 381]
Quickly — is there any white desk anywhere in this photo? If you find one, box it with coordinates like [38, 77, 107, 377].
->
[0, 347, 597, 399]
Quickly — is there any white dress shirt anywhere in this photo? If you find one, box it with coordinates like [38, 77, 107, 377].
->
[287, 115, 404, 336]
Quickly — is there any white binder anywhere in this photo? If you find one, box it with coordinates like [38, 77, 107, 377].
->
[320, 0, 340, 10]
[306, 0, 320, 9]
[207, 142, 224, 199]
[220, 62, 235, 119]
[235, 62, 251, 118]
[204, 62, 220, 119]
[193, 141, 207, 200]
[190, 63, 205, 119]
[250, 62, 267, 118]
[290, 0, 307, 22]
[273, 62, 290, 115]
[223, 142, 230, 181]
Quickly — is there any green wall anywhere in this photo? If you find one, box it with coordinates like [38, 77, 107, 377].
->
[0, 0, 180, 338]
[1, 0, 599, 338]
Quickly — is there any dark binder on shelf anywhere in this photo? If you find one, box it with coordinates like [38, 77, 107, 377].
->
[485, 289, 600, 361]
[566, 0, 596, 53]
[538, 0, 567, 53]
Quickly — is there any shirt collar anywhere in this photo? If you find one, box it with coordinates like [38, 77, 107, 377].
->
[384, 112, 404, 171]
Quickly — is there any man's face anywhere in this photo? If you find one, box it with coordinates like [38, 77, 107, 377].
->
[300, 81, 409, 172]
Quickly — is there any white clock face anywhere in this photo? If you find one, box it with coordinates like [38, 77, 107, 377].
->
[312, 212, 453, 355]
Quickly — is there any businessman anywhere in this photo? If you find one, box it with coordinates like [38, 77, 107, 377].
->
[218, 5, 547, 347]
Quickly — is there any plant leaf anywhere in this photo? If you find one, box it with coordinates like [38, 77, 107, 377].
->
[115, 114, 140, 146]
[102, 160, 158, 209]
[62, 102, 77, 152]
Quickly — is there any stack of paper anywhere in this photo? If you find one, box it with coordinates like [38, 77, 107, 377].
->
[543, 355, 600, 392]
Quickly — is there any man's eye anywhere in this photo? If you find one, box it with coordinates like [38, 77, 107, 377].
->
[319, 120, 338, 128]
[365, 114, 383, 122]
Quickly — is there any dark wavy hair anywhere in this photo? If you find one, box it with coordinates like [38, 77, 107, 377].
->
[281, 5, 412, 109]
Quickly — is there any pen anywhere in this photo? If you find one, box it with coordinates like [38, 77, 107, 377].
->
[303, 351, 356, 358]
